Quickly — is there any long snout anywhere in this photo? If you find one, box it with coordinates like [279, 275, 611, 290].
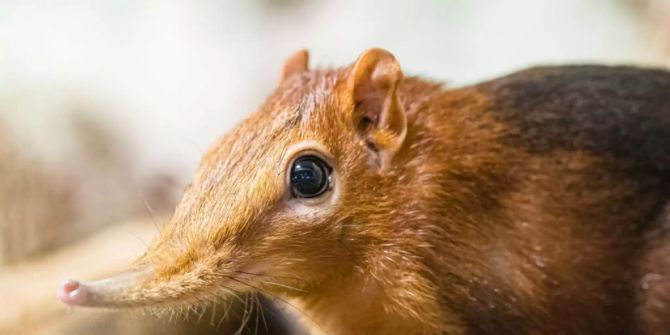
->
[58, 267, 156, 308]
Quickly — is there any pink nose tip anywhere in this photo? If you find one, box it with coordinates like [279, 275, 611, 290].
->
[58, 279, 88, 305]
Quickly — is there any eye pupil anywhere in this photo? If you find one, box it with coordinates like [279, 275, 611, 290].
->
[290, 156, 330, 198]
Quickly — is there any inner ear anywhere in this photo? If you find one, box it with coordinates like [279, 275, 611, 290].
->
[354, 72, 385, 130]
[347, 48, 407, 170]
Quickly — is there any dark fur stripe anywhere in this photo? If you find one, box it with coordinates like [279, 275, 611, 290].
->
[479, 65, 670, 178]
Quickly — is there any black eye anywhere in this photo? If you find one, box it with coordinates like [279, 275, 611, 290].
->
[290, 155, 331, 198]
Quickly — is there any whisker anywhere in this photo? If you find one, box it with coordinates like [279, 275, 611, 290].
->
[138, 189, 161, 233]
[195, 303, 207, 324]
[220, 287, 248, 305]
[209, 302, 217, 326]
[228, 277, 330, 335]
[215, 299, 232, 330]
[256, 294, 270, 335]
[234, 270, 305, 282]
[233, 271, 306, 292]
[259, 279, 304, 292]
[254, 295, 260, 335]
[122, 230, 150, 251]
[186, 303, 193, 322]
[234, 293, 252, 335]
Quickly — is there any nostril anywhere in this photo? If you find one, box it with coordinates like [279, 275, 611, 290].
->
[62, 280, 79, 294]
[58, 279, 88, 305]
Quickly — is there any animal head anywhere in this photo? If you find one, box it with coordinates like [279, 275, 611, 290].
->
[58, 48, 416, 308]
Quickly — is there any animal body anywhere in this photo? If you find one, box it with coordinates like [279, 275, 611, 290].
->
[59, 49, 670, 335]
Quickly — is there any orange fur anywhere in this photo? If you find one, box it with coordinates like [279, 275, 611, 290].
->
[67, 49, 670, 335]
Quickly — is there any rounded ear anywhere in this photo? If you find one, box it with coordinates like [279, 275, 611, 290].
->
[278, 49, 309, 84]
[347, 48, 407, 171]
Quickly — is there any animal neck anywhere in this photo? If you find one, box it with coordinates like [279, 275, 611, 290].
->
[293, 269, 448, 335]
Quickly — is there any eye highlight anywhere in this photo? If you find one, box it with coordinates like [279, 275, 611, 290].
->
[290, 155, 331, 198]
